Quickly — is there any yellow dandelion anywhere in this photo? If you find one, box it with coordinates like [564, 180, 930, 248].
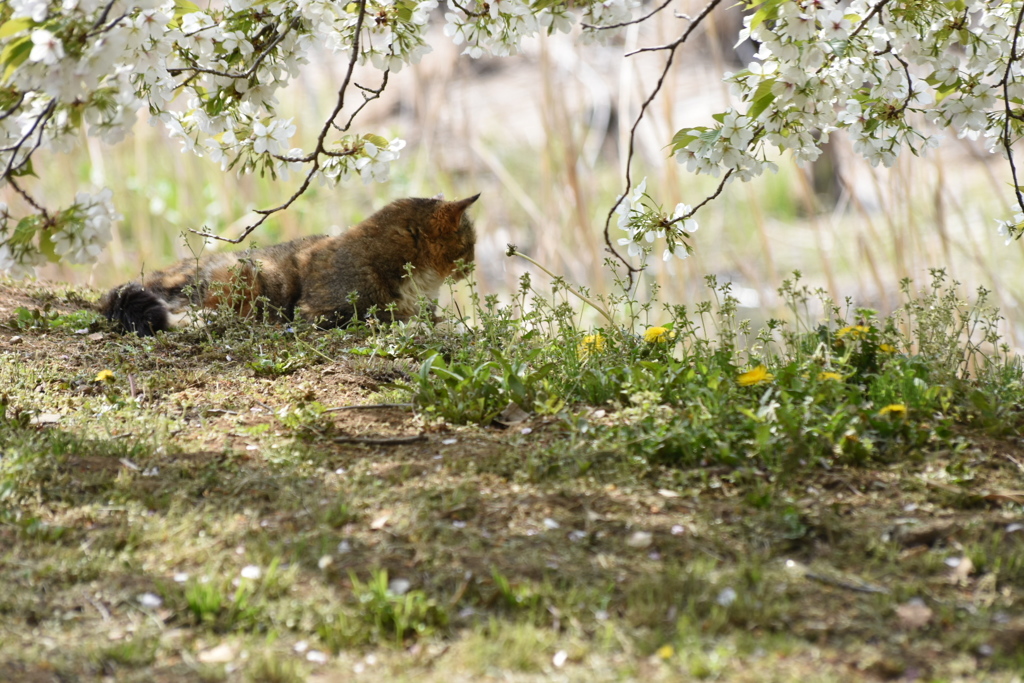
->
[643, 326, 672, 343]
[818, 371, 843, 381]
[877, 403, 907, 417]
[879, 343, 897, 353]
[577, 333, 606, 359]
[836, 325, 871, 339]
[737, 365, 774, 386]
[657, 644, 675, 660]
[94, 369, 115, 383]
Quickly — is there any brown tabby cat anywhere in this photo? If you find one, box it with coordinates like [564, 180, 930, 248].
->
[100, 194, 480, 335]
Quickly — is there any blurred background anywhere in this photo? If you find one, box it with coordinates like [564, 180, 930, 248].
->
[6, 0, 1021, 342]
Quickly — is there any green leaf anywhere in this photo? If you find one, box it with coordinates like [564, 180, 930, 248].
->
[670, 128, 701, 153]
[749, 7, 769, 30]
[173, 0, 201, 16]
[38, 229, 58, 263]
[362, 133, 389, 149]
[746, 79, 777, 121]
[698, 128, 722, 144]
[10, 217, 37, 246]
[0, 18, 33, 38]
[10, 156, 35, 178]
[1, 35, 32, 82]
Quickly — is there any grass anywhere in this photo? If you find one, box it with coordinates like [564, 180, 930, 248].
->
[2, 265, 1024, 681]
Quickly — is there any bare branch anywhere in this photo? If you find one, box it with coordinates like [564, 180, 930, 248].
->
[0, 94, 26, 123]
[167, 16, 301, 80]
[191, 0, 371, 244]
[1002, 0, 1024, 218]
[335, 70, 390, 133]
[847, 0, 893, 43]
[663, 169, 734, 229]
[449, 0, 485, 19]
[8, 177, 52, 225]
[2, 99, 56, 179]
[603, 0, 725, 275]
[90, 0, 119, 29]
[582, 0, 675, 32]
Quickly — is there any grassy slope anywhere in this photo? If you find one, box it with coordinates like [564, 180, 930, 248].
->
[2, 279, 1024, 683]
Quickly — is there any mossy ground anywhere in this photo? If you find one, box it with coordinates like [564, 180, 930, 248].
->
[2, 279, 1024, 682]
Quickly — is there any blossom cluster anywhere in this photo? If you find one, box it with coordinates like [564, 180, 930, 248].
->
[1, 0, 653, 274]
[668, 0, 1024, 245]
[6, 0, 1024, 274]
[614, 178, 698, 262]
[0, 189, 119, 276]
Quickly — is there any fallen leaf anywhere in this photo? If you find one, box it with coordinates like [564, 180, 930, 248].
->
[950, 556, 975, 584]
[626, 531, 652, 548]
[370, 511, 392, 530]
[197, 643, 236, 664]
[896, 599, 933, 630]
[87, 332, 105, 341]
[495, 401, 530, 426]
[30, 413, 61, 425]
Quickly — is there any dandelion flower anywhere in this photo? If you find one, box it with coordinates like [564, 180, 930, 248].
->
[644, 326, 672, 343]
[578, 333, 606, 359]
[95, 369, 115, 383]
[879, 343, 897, 353]
[818, 371, 842, 381]
[737, 365, 774, 386]
[836, 325, 871, 339]
[877, 403, 907, 417]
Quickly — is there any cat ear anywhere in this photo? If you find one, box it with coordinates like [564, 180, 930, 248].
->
[434, 193, 480, 232]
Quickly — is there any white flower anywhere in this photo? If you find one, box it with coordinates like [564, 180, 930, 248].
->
[617, 237, 643, 257]
[252, 118, 295, 155]
[821, 10, 851, 40]
[29, 30, 65, 65]
[671, 203, 699, 233]
[240, 565, 262, 580]
[11, 0, 48, 21]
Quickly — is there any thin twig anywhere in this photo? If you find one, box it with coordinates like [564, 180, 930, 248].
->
[167, 17, 300, 80]
[802, 570, 889, 595]
[663, 169, 734, 229]
[323, 403, 413, 413]
[449, 0, 484, 18]
[2, 99, 56, 179]
[507, 245, 615, 324]
[333, 433, 426, 445]
[582, 0, 675, 31]
[1002, 0, 1024, 217]
[7, 178, 52, 225]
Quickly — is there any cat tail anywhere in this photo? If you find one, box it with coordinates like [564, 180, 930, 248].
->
[100, 283, 171, 336]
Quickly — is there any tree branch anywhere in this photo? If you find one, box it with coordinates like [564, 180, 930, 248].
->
[191, 0, 372, 243]
[1001, 0, 1024, 218]
[582, 0, 675, 32]
[603, 0, 725, 276]
[167, 16, 301, 80]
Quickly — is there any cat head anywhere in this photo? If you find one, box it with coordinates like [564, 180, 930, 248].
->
[428, 193, 479, 278]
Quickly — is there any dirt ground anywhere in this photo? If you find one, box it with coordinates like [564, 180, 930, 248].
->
[2, 279, 1024, 682]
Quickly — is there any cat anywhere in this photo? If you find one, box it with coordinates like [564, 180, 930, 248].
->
[100, 194, 480, 335]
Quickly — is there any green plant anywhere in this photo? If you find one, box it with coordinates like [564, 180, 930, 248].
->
[351, 569, 448, 645]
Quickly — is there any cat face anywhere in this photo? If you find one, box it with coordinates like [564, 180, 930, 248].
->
[428, 194, 479, 279]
